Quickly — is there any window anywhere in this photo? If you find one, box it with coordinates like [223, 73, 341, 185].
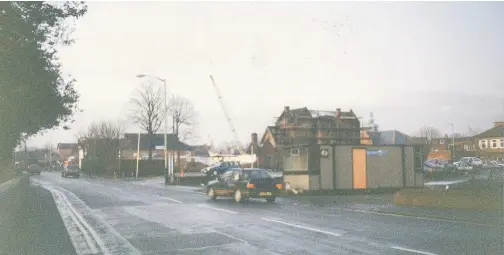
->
[439, 140, 444, 145]
[480, 140, 488, 149]
[221, 171, 233, 181]
[242, 169, 271, 179]
[501, 140, 504, 148]
[290, 147, 299, 156]
[464, 145, 470, 151]
[492, 139, 497, 148]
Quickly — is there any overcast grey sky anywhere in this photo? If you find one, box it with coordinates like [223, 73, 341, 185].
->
[27, 1, 504, 148]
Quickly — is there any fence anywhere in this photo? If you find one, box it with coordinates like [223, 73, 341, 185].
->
[81, 159, 168, 178]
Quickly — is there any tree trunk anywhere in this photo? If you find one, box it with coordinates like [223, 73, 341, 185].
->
[148, 133, 153, 161]
[177, 150, 180, 171]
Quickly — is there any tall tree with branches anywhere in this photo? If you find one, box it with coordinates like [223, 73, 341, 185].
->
[78, 120, 125, 176]
[167, 95, 196, 169]
[130, 82, 165, 161]
[168, 95, 196, 142]
[419, 126, 441, 145]
[0, 2, 87, 165]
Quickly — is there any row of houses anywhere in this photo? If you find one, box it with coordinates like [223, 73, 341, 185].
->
[239, 105, 504, 191]
[365, 122, 504, 161]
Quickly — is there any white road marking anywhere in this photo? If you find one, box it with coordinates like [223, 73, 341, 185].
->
[338, 208, 498, 227]
[214, 229, 248, 243]
[35, 182, 141, 255]
[112, 188, 122, 192]
[137, 193, 149, 196]
[198, 204, 238, 214]
[47, 187, 103, 254]
[155, 196, 183, 203]
[391, 246, 438, 255]
[261, 218, 342, 237]
[93, 183, 105, 187]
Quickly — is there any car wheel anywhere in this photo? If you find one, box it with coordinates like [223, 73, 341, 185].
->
[234, 189, 243, 203]
[208, 187, 217, 201]
[266, 196, 276, 203]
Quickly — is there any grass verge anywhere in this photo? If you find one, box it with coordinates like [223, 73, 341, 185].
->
[0, 166, 18, 184]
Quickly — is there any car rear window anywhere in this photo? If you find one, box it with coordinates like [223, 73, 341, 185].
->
[242, 169, 271, 179]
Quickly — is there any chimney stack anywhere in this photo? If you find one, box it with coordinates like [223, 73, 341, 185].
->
[335, 108, 341, 118]
[494, 121, 504, 127]
[284, 106, 290, 112]
[251, 133, 258, 145]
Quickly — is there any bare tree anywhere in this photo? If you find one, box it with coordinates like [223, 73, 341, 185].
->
[130, 82, 165, 161]
[167, 95, 197, 169]
[168, 95, 196, 142]
[419, 126, 441, 144]
[78, 119, 125, 176]
[466, 126, 482, 157]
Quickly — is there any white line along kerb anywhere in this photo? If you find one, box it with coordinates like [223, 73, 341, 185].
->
[46, 186, 104, 254]
[261, 218, 342, 237]
[390, 246, 438, 255]
[198, 204, 238, 214]
[155, 196, 183, 204]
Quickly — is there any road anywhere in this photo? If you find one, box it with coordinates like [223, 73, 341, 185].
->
[30, 172, 502, 255]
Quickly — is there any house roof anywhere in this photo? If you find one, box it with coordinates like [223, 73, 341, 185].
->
[260, 126, 281, 146]
[57, 143, 78, 150]
[282, 107, 357, 119]
[371, 130, 409, 145]
[123, 133, 193, 151]
[191, 145, 211, 157]
[474, 126, 504, 138]
[309, 109, 357, 118]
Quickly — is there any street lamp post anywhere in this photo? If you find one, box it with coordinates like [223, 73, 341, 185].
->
[449, 123, 455, 161]
[136, 74, 171, 184]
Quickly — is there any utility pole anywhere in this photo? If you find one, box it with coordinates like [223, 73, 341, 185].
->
[450, 123, 455, 161]
[135, 132, 140, 179]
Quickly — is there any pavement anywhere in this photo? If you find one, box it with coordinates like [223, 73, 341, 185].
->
[0, 175, 75, 255]
[25, 171, 503, 255]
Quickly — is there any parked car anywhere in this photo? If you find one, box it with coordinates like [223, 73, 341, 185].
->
[201, 161, 241, 185]
[206, 168, 283, 203]
[453, 161, 473, 174]
[459, 157, 483, 167]
[423, 158, 455, 174]
[62, 165, 80, 178]
[487, 161, 504, 169]
[26, 164, 41, 175]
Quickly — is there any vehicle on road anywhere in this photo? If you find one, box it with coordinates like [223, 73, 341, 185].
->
[206, 168, 283, 203]
[459, 157, 483, 167]
[453, 161, 473, 175]
[61, 165, 80, 178]
[201, 161, 241, 186]
[26, 164, 42, 175]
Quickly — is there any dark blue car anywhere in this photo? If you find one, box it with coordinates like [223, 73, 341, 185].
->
[201, 161, 241, 185]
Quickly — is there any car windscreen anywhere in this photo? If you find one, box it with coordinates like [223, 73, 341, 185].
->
[242, 169, 271, 179]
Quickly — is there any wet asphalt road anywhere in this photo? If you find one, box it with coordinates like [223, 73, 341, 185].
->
[30, 172, 502, 255]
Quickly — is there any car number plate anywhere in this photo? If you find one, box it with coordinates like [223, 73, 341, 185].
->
[259, 192, 272, 196]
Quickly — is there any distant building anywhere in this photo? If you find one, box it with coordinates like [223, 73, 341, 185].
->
[368, 130, 409, 145]
[473, 121, 504, 160]
[121, 133, 193, 160]
[57, 143, 78, 161]
[257, 106, 363, 170]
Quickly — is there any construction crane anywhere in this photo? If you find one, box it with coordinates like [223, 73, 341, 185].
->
[209, 74, 246, 155]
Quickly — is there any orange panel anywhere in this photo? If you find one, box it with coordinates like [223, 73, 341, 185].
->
[352, 149, 367, 189]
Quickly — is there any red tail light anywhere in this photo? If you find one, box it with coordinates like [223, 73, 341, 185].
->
[276, 183, 283, 190]
[246, 183, 255, 189]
